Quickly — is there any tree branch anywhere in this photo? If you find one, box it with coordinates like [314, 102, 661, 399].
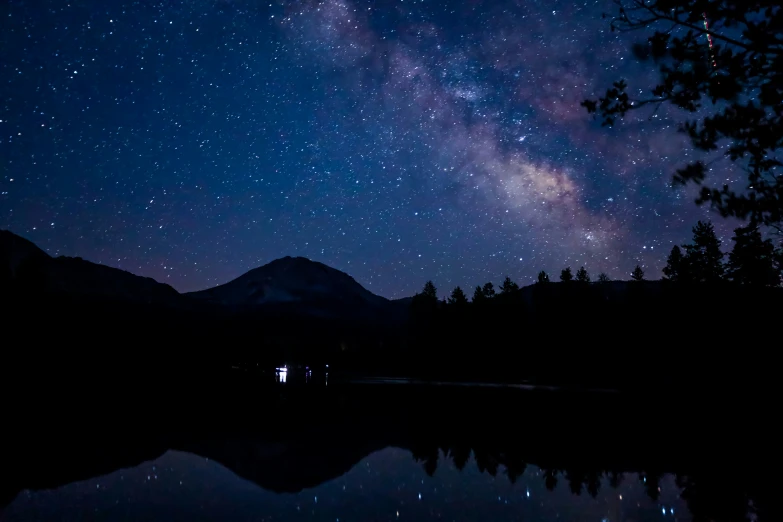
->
[614, 0, 783, 55]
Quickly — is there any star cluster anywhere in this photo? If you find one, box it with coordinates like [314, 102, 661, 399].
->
[0, 0, 731, 297]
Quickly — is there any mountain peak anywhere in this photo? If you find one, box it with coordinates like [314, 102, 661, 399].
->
[187, 256, 387, 309]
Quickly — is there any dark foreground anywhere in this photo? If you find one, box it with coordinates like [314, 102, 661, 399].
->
[1, 371, 776, 522]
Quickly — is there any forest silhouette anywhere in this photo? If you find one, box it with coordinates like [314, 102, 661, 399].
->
[341, 220, 783, 389]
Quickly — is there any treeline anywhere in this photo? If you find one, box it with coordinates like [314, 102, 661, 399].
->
[437, 220, 782, 307]
[365, 221, 783, 390]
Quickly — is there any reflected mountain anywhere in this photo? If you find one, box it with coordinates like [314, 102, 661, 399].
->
[181, 436, 389, 494]
[1, 383, 773, 522]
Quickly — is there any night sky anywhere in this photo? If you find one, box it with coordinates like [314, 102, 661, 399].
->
[0, 0, 735, 297]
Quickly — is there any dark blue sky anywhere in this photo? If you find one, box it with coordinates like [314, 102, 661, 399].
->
[1, 0, 735, 297]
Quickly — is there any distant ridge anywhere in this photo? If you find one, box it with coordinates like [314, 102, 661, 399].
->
[1, 229, 180, 305]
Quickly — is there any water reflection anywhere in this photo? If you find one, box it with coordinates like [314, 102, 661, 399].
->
[0, 385, 767, 522]
[2, 448, 694, 522]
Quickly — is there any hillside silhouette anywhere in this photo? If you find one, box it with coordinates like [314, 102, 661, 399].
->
[2, 225, 781, 392]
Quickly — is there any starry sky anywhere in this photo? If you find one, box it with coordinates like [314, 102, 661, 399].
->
[3, 448, 690, 522]
[0, 0, 737, 297]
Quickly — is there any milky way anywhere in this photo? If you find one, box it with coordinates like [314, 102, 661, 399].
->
[0, 0, 736, 297]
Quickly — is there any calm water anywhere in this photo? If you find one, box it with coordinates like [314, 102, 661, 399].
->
[3, 447, 691, 522]
[1, 380, 769, 522]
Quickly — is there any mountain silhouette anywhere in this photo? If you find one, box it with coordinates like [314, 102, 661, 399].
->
[1, 229, 181, 306]
[1, 230, 399, 322]
[186, 255, 390, 310]
[0, 230, 398, 319]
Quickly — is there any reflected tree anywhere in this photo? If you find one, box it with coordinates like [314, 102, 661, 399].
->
[641, 471, 662, 501]
[450, 445, 471, 471]
[474, 448, 498, 477]
[411, 444, 440, 477]
[543, 468, 559, 490]
[609, 470, 624, 489]
[505, 458, 527, 485]
[424, 451, 439, 477]
[566, 469, 586, 495]
[585, 471, 601, 498]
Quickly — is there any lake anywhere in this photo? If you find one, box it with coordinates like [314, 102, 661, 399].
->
[1, 378, 772, 522]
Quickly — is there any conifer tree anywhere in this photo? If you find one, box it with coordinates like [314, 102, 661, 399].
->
[726, 224, 779, 287]
[575, 266, 590, 283]
[560, 267, 573, 282]
[472, 285, 485, 303]
[448, 286, 469, 305]
[663, 245, 686, 282]
[683, 221, 725, 283]
[422, 280, 438, 301]
[500, 276, 519, 294]
[481, 281, 496, 299]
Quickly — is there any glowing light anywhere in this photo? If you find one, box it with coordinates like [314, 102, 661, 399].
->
[276, 366, 287, 383]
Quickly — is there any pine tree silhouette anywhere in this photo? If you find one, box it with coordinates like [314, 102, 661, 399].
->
[663, 245, 686, 282]
[481, 281, 496, 299]
[448, 286, 469, 305]
[598, 273, 611, 283]
[560, 267, 573, 282]
[683, 221, 724, 283]
[500, 276, 519, 294]
[726, 223, 779, 287]
[631, 265, 645, 281]
[422, 280, 438, 301]
[575, 266, 590, 283]
[537, 270, 550, 284]
[472, 285, 485, 303]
